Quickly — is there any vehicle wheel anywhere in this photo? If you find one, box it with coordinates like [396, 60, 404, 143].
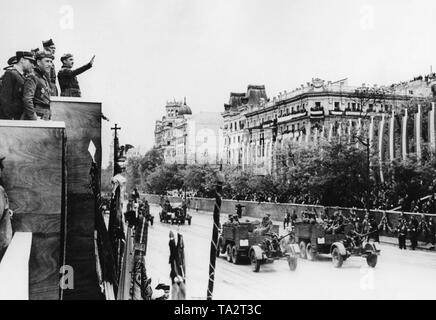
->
[231, 246, 240, 264]
[299, 241, 307, 259]
[188, 218, 191, 225]
[250, 250, 260, 272]
[306, 243, 316, 261]
[366, 254, 378, 268]
[288, 256, 297, 271]
[181, 219, 185, 225]
[331, 247, 344, 268]
[226, 244, 233, 263]
[220, 240, 227, 254]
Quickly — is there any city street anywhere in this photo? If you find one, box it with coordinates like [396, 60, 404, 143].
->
[146, 204, 436, 300]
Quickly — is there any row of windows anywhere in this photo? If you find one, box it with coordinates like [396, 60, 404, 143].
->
[229, 120, 246, 131]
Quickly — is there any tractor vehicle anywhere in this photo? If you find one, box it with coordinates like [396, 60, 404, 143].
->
[294, 220, 380, 268]
[218, 221, 300, 272]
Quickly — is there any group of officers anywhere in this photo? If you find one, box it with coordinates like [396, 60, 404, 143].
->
[0, 38, 94, 120]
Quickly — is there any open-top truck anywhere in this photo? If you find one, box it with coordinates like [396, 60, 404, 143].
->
[294, 221, 380, 268]
[218, 221, 300, 272]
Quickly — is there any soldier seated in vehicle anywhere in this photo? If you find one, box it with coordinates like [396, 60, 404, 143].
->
[330, 211, 346, 234]
[226, 213, 240, 225]
[254, 213, 273, 235]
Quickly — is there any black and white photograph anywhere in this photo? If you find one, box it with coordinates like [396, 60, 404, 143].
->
[0, 0, 436, 307]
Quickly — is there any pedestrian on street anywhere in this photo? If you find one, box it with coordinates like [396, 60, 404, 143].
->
[0, 51, 34, 119]
[235, 202, 244, 219]
[42, 39, 58, 96]
[21, 51, 52, 120]
[397, 213, 408, 249]
[283, 209, 291, 229]
[408, 215, 419, 250]
[58, 54, 94, 97]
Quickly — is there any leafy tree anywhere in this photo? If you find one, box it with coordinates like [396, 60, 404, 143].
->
[140, 147, 164, 178]
[144, 163, 183, 194]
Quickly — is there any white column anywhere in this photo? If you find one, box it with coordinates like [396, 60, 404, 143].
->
[369, 116, 374, 151]
[402, 109, 408, 160]
[389, 109, 395, 162]
[379, 115, 385, 183]
[430, 103, 436, 152]
[416, 104, 422, 161]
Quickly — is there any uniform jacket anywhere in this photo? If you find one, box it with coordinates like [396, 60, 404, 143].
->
[397, 219, 408, 236]
[46, 56, 58, 96]
[0, 68, 26, 119]
[22, 67, 51, 120]
[58, 63, 92, 97]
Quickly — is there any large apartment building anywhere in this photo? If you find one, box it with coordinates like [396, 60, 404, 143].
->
[154, 98, 223, 165]
[222, 75, 435, 175]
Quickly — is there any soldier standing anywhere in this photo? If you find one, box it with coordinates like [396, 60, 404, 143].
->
[0, 52, 35, 119]
[235, 202, 244, 219]
[58, 54, 94, 97]
[408, 215, 419, 250]
[283, 209, 291, 229]
[397, 214, 408, 249]
[22, 51, 52, 120]
[42, 39, 58, 96]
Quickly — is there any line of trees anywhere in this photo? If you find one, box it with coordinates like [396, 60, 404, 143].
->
[118, 139, 436, 212]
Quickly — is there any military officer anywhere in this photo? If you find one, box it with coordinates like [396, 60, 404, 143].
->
[58, 53, 94, 97]
[408, 214, 419, 250]
[396, 213, 408, 249]
[42, 39, 58, 96]
[22, 51, 52, 120]
[235, 202, 244, 219]
[0, 56, 17, 98]
[0, 52, 35, 120]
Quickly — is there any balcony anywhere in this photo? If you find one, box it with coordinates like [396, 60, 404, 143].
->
[310, 107, 324, 119]
[277, 110, 307, 124]
[329, 109, 344, 116]
[344, 108, 363, 116]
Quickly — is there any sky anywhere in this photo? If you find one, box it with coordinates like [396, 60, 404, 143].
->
[1, 0, 435, 166]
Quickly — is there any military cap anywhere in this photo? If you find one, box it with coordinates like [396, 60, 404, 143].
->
[7, 56, 17, 66]
[35, 51, 53, 61]
[15, 51, 35, 62]
[42, 39, 55, 47]
[60, 53, 73, 62]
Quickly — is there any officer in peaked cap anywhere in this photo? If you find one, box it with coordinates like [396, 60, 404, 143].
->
[22, 51, 52, 120]
[0, 51, 35, 120]
[58, 53, 94, 97]
[42, 38, 58, 96]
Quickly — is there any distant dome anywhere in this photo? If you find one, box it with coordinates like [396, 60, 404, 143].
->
[178, 97, 192, 115]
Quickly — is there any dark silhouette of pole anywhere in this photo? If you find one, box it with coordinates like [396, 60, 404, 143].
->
[366, 136, 370, 211]
[111, 124, 121, 176]
[207, 164, 224, 300]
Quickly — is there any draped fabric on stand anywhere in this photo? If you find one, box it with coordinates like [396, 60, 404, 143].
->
[108, 174, 127, 296]
[169, 231, 186, 300]
[90, 161, 116, 299]
[131, 215, 152, 300]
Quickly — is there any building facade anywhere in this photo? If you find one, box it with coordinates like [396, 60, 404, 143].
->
[154, 98, 223, 165]
[222, 76, 436, 176]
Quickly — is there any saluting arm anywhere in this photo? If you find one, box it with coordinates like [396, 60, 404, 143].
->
[71, 63, 92, 77]
[22, 77, 37, 120]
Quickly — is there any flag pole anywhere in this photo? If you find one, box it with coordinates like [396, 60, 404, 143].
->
[207, 162, 224, 300]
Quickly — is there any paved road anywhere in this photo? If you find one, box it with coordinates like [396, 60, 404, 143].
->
[146, 204, 436, 300]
